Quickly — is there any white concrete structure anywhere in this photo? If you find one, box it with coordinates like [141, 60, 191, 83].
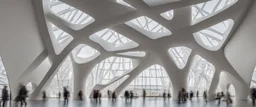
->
[1, 0, 256, 101]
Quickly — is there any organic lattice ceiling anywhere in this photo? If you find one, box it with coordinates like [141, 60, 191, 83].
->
[29, 0, 249, 98]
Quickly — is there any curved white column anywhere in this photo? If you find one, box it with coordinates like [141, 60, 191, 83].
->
[207, 70, 221, 100]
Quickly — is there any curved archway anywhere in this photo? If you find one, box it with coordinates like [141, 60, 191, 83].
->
[216, 85, 222, 93]
[227, 84, 236, 97]
[26, 82, 34, 94]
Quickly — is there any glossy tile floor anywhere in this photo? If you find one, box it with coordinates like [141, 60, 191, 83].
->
[3, 98, 255, 107]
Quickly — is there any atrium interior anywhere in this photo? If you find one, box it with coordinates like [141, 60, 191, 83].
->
[1, 0, 256, 106]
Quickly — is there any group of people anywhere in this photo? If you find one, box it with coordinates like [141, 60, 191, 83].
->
[92, 90, 102, 103]
[124, 90, 134, 102]
[0, 85, 246, 107]
[107, 90, 117, 102]
[50, 87, 71, 105]
[178, 88, 208, 104]
[15, 85, 29, 107]
[162, 92, 171, 99]
[215, 91, 233, 105]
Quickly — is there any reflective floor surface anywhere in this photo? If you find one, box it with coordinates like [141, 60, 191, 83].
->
[2, 98, 255, 107]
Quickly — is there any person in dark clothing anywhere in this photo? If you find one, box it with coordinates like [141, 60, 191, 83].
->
[251, 88, 256, 105]
[124, 90, 129, 102]
[216, 93, 221, 105]
[42, 91, 47, 101]
[1, 86, 8, 107]
[203, 91, 207, 103]
[221, 92, 224, 97]
[143, 90, 146, 100]
[167, 92, 171, 99]
[78, 90, 83, 100]
[58, 92, 61, 101]
[178, 88, 186, 104]
[163, 92, 166, 100]
[19, 85, 28, 107]
[196, 91, 199, 98]
[107, 90, 111, 99]
[93, 90, 98, 102]
[186, 92, 189, 100]
[189, 91, 194, 100]
[112, 92, 116, 102]
[63, 87, 70, 105]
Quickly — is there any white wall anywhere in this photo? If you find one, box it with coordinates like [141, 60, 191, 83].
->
[0, 0, 44, 97]
[225, 0, 256, 85]
[219, 72, 249, 100]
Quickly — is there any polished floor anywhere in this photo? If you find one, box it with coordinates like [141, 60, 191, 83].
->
[3, 98, 255, 107]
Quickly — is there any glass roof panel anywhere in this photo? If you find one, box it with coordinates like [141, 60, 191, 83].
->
[96, 29, 133, 47]
[50, 23, 74, 44]
[126, 16, 172, 39]
[116, 0, 133, 7]
[192, 0, 237, 22]
[129, 16, 170, 33]
[187, 55, 215, 93]
[72, 44, 99, 59]
[193, 19, 234, 50]
[169, 46, 192, 69]
[117, 51, 146, 57]
[49, 0, 95, 25]
[160, 10, 174, 20]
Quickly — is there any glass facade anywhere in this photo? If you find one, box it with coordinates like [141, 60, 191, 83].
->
[85, 57, 134, 95]
[47, 56, 73, 97]
[125, 65, 171, 96]
[0, 57, 8, 86]
[250, 67, 256, 88]
[187, 55, 215, 93]
[0, 57, 9, 97]
[101, 75, 129, 97]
